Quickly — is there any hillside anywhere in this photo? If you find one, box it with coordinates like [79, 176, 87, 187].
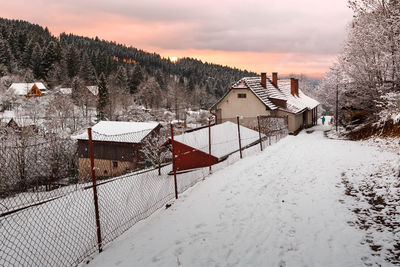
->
[0, 17, 256, 109]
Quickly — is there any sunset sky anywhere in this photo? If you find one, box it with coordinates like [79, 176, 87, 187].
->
[0, 0, 353, 78]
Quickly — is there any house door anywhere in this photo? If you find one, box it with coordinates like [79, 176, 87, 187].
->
[303, 111, 307, 128]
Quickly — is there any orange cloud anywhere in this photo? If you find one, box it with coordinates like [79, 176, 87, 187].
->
[157, 49, 334, 78]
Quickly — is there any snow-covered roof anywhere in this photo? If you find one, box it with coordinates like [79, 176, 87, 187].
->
[59, 88, 72, 95]
[6, 117, 36, 128]
[277, 79, 320, 113]
[172, 121, 261, 159]
[87, 86, 98, 96]
[8, 83, 47, 96]
[231, 77, 285, 110]
[73, 121, 160, 143]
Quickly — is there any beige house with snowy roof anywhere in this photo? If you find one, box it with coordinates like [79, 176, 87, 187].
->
[210, 73, 320, 134]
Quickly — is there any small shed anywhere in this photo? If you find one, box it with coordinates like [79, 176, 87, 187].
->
[164, 121, 261, 171]
[73, 121, 161, 180]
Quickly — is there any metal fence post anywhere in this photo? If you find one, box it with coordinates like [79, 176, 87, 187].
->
[170, 123, 178, 199]
[237, 116, 242, 159]
[88, 128, 103, 253]
[257, 116, 263, 151]
[208, 119, 212, 173]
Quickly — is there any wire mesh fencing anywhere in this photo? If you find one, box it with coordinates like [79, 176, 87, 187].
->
[0, 131, 99, 267]
[0, 115, 288, 266]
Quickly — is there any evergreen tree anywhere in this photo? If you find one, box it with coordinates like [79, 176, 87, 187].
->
[80, 52, 97, 84]
[128, 64, 143, 94]
[97, 73, 109, 121]
[188, 77, 195, 91]
[0, 39, 13, 71]
[23, 70, 34, 83]
[0, 64, 7, 77]
[155, 70, 167, 90]
[65, 45, 80, 78]
[46, 63, 63, 87]
[42, 41, 60, 78]
[31, 43, 43, 79]
[115, 66, 128, 92]
[22, 39, 35, 68]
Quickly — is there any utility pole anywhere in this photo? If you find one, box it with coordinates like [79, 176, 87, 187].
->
[336, 83, 339, 132]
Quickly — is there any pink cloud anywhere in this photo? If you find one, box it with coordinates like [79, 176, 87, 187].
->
[0, 0, 352, 77]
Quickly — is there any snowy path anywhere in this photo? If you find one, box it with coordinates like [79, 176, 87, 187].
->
[85, 125, 395, 267]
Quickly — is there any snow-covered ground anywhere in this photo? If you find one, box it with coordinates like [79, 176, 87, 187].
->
[84, 123, 398, 267]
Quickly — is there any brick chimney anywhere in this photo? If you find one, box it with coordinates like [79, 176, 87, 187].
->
[272, 72, 278, 87]
[295, 79, 299, 96]
[290, 78, 295, 96]
[261, 72, 267, 88]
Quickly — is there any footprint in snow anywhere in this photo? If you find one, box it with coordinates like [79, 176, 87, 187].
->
[278, 260, 286, 267]
[195, 223, 206, 229]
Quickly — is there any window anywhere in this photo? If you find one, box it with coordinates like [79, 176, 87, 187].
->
[238, 93, 247, 98]
[113, 161, 118, 168]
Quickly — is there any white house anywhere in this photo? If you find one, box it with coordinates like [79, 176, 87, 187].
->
[8, 82, 47, 97]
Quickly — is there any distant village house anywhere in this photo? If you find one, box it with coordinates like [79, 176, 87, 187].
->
[73, 121, 161, 180]
[5, 117, 37, 133]
[8, 82, 47, 97]
[210, 73, 320, 134]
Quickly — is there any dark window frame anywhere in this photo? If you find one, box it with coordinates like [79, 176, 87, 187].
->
[238, 93, 247, 98]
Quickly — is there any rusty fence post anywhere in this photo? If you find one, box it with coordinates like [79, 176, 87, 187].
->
[208, 119, 212, 173]
[237, 116, 242, 159]
[257, 116, 263, 151]
[88, 128, 103, 253]
[170, 123, 178, 199]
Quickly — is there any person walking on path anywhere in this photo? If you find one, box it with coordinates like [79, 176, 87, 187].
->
[322, 116, 326, 125]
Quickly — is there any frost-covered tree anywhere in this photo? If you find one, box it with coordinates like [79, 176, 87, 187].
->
[97, 73, 109, 121]
[136, 76, 162, 109]
[319, 0, 400, 128]
[46, 94, 75, 132]
[140, 127, 169, 175]
[167, 79, 188, 120]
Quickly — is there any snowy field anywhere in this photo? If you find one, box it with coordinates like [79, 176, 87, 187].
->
[84, 124, 398, 267]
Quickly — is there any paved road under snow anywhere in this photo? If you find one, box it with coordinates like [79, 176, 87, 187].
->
[85, 125, 395, 267]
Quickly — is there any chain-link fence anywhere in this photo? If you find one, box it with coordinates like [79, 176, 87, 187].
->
[0, 116, 288, 266]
